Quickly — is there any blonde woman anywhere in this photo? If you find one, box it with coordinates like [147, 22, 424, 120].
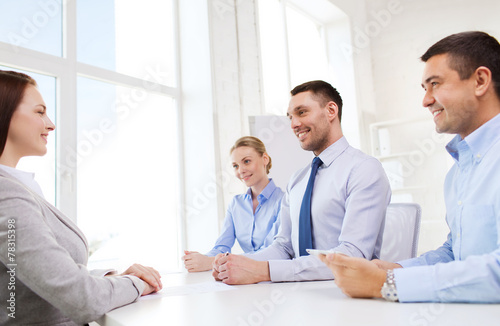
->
[183, 136, 284, 272]
[0, 71, 161, 325]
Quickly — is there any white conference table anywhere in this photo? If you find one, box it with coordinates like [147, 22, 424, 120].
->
[97, 271, 500, 326]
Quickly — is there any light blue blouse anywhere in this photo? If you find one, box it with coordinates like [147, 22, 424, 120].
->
[206, 179, 284, 256]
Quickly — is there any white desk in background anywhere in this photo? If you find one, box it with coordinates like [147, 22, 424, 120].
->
[97, 271, 500, 326]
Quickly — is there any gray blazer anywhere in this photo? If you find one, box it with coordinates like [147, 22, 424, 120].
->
[0, 169, 144, 325]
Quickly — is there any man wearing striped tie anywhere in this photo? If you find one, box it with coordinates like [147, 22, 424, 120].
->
[212, 80, 391, 284]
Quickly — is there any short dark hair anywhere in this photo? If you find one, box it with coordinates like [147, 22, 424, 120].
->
[421, 31, 500, 99]
[0, 70, 37, 157]
[290, 80, 343, 122]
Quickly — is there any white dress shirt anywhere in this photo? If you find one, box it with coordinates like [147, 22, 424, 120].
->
[0, 164, 44, 198]
[248, 137, 391, 282]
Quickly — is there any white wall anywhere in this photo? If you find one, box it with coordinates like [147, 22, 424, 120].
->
[249, 116, 313, 190]
[182, 0, 265, 253]
[207, 0, 264, 212]
[340, 0, 500, 253]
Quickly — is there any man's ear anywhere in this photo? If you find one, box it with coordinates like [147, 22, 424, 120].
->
[326, 101, 339, 122]
[474, 66, 492, 97]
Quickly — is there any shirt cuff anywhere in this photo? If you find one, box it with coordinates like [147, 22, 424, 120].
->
[268, 259, 295, 282]
[394, 265, 437, 302]
[206, 247, 228, 257]
[396, 258, 420, 268]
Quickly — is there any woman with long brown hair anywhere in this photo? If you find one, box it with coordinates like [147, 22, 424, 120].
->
[0, 70, 162, 325]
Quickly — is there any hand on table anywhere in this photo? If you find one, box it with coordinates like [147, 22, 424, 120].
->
[182, 250, 214, 272]
[120, 263, 162, 296]
[319, 253, 386, 298]
[212, 253, 270, 285]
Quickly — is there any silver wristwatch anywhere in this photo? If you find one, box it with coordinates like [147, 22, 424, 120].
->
[380, 269, 399, 302]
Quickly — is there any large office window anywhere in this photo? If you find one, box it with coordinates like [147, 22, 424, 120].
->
[77, 0, 175, 84]
[257, 0, 329, 116]
[0, 0, 182, 272]
[0, 1, 63, 56]
[257, 0, 360, 148]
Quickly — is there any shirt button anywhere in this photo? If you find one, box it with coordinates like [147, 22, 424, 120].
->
[458, 200, 462, 205]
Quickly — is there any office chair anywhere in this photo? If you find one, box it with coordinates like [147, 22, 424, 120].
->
[379, 203, 421, 262]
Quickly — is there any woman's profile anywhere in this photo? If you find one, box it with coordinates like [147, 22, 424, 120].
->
[0, 70, 162, 325]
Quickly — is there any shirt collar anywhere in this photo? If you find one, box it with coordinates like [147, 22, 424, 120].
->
[245, 178, 277, 201]
[0, 164, 45, 198]
[0, 164, 35, 185]
[446, 113, 500, 162]
[316, 136, 349, 168]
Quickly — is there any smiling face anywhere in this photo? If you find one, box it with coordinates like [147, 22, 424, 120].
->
[231, 146, 269, 190]
[421, 54, 479, 138]
[2, 85, 55, 166]
[287, 91, 337, 155]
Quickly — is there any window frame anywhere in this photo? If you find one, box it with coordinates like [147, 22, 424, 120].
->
[0, 1, 185, 236]
[256, 0, 361, 149]
[258, 0, 328, 95]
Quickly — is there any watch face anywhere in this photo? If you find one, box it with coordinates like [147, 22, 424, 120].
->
[381, 270, 398, 302]
[381, 284, 398, 302]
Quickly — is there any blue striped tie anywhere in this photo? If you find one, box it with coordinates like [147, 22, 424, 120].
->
[298, 156, 323, 256]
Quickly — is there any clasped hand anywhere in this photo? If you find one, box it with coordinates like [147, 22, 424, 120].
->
[211, 253, 270, 285]
[120, 263, 163, 296]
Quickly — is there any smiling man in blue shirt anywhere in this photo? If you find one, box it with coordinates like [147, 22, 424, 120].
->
[321, 31, 500, 303]
[211, 80, 391, 284]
